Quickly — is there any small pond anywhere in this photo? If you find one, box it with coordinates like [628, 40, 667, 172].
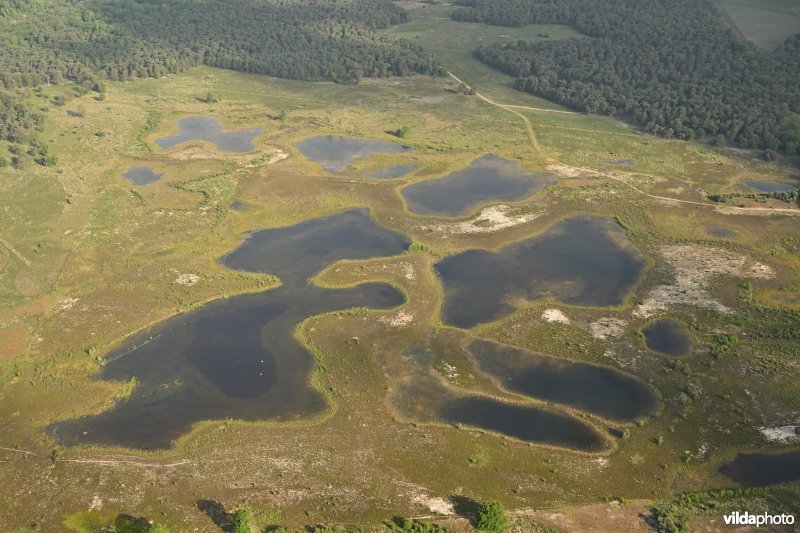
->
[745, 180, 798, 193]
[295, 135, 412, 173]
[603, 159, 635, 166]
[366, 164, 419, 179]
[706, 226, 736, 238]
[155, 116, 261, 152]
[642, 318, 692, 357]
[123, 166, 163, 186]
[437, 215, 645, 328]
[469, 340, 658, 421]
[440, 396, 605, 451]
[402, 155, 557, 217]
[50, 209, 408, 449]
[719, 451, 800, 487]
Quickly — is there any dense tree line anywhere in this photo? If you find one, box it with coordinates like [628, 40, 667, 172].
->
[0, 91, 41, 144]
[0, 0, 442, 89]
[452, 0, 800, 150]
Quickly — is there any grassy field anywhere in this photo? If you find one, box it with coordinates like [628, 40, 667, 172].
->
[717, 0, 800, 49]
[0, 10, 799, 531]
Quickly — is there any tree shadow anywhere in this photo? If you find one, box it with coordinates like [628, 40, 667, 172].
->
[196, 499, 232, 532]
[113, 514, 153, 532]
[450, 495, 481, 526]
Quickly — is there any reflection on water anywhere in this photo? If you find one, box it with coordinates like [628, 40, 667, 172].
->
[402, 155, 557, 217]
[295, 135, 412, 173]
[642, 318, 692, 357]
[155, 116, 261, 152]
[437, 215, 645, 328]
[719, 451, 800, 487]
[50, 209, 408, 449]
[123, 166, 163, 185]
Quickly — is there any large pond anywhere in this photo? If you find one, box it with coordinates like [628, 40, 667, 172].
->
[295, 135, 412, 173]
[155, 116, 261, 152]
[402, 155, 557, 217]
[719, 451, 800, 487]
[745, 180, 798, 193]
[642, 318, 692, 357]
[122, 166, 163, 186]
[437, 215, 645, 328]
[469, 340, 658, 421]
[50, 209, 408, 449]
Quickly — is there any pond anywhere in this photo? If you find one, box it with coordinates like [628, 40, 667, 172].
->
[401, 155, 557, 217]
[706, 226, 736, 238]
[469, 340, 658, 421]
[437, 215, 645, 328]
[642, 318, 692, 357]
[155, 116, 261, 152]
[719, 451, 800, 487]
[745, 180, 798, 193]
[295, 135, 412, 173]
[366, 164, 419, 179]
[49, 209, 408, 449]
[122, 166, 163, 186]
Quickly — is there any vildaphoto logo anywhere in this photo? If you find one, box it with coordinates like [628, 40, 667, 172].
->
[723, 511, 795, 527]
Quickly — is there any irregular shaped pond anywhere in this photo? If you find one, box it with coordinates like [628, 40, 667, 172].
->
[719, 451, 800, 487]
[441, 396, 605, 451]
[155, 116, 261, 152]
[469, 340, 658, 420]
[402, 155, 557, 217]
[366, 163, 419, 179]
[437, 215, 645, 328]
[123, 166, 163, 186]
[50, 209, 408, 449]
[745, 180, 798, 193]
[295, 135, 411, 173]
[642, 318, 692, 357]
[706, 226, 736, 238]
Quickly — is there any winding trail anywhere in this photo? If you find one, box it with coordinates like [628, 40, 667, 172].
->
[448, 72, 800, 216]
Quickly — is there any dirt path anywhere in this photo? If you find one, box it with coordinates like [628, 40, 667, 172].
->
[0, 446, 190, 468]
[0, 237, 31, 267]
[447, 72, 800, 216]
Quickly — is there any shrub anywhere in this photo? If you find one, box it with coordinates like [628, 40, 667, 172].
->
[231, 507, 254, 533]
[476, 500, 508, 532]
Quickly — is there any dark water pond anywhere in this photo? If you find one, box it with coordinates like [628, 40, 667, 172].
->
[50, 209, 408, 449]
[469, 340, 658, 421]
[440, 396, 605, 451]
[719, 451, 800, 487]
[706, 226, 736, 238]
[155, 116, 261, 152]
[123, 166, 163, 186]
[437, 215, 645, 328]
[642, 318, 692, 357]
[366, 164, 419, 179]
[745, 180, 798, 193]
[402, 156, 557, 217]
[295, 135, 412, 173]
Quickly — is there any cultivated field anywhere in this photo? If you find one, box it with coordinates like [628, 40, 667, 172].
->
[717, 0, 800, 49]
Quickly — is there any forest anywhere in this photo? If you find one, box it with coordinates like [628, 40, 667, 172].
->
[0, 0, 443, 148]
[453, 0, 800, 151]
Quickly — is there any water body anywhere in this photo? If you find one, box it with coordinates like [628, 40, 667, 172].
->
[642, 318, 692, 357]
[295, 135, 412, 173]
[366, 164, 419, 179]
[437, 215, 645, 328]
[469, 340, 658, 420]
[440, 396, 605, 451]
[745, 180, 798, 193]
[50, 209, 408, 449]
[402, 155, 557, 217]
[122, 166, 163, 186]
[230, 201, 246, 211]
[719, 451, 800, 487]
[706, 226, 736, 238]
[603, 159, 635, 166]
[155, 116, 261, 152]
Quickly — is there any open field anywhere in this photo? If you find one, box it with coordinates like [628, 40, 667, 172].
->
[717, 0, 800, 49]
[0, 10, 799, 531]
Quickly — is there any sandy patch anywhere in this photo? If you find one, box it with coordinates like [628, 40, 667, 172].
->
[412, 494, 454, 516]
[422, 205, 540, 235]
[590, 318, 627, 339]
[381, 311, 413, 327]
[542, 308, 570, 324]
[174, 273, 200, 286]
[758, 425, 799, 443]
[59, 297, 79, 311]
[635, 244, 773, 318]
[547, 163, 588, 179]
